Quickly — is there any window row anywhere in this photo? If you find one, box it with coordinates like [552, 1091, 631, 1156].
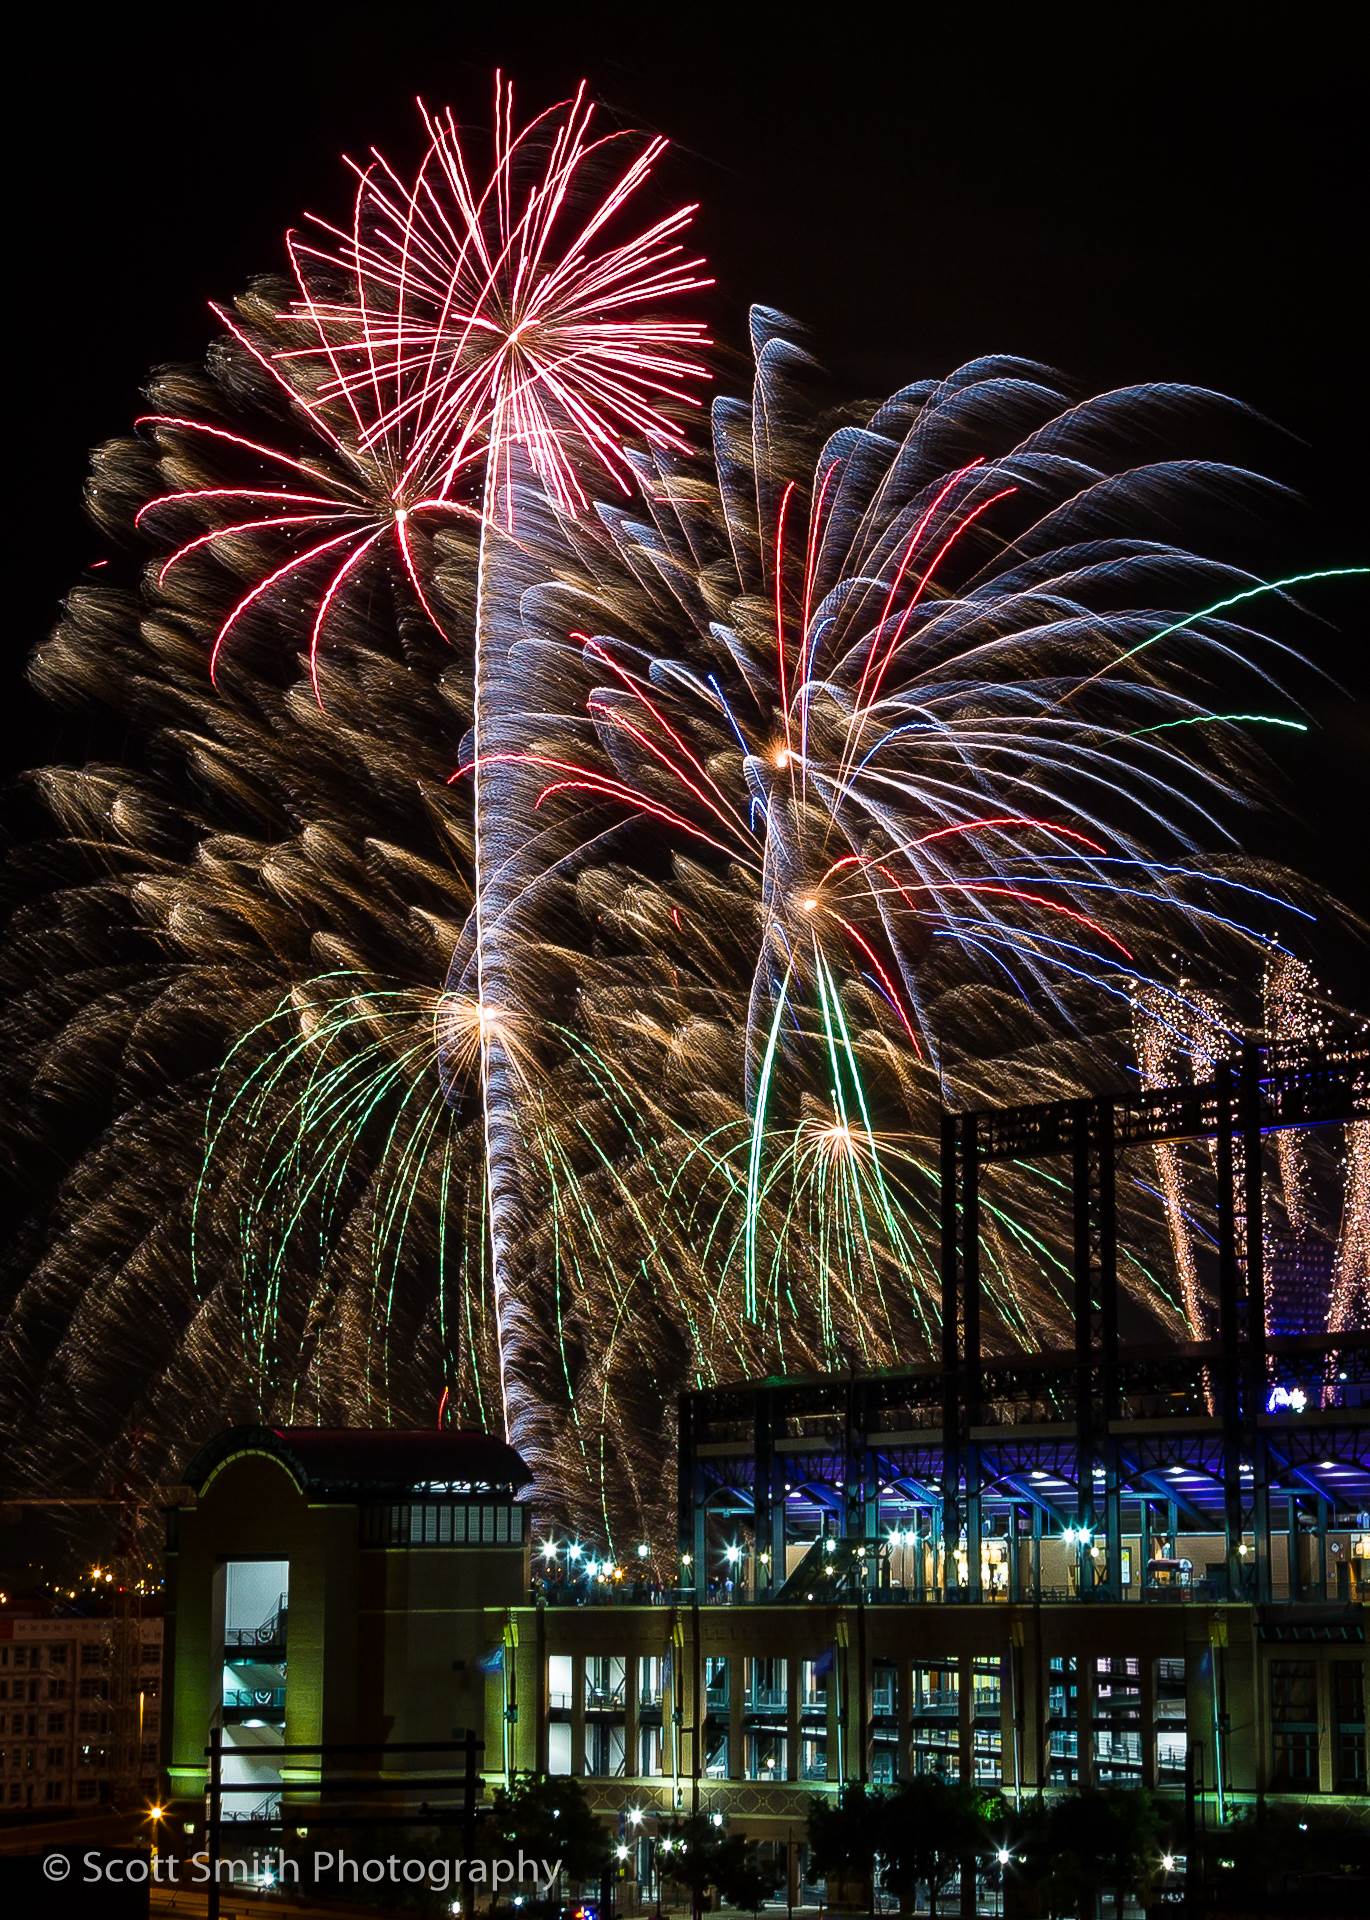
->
[359, 1502, 526, 1546]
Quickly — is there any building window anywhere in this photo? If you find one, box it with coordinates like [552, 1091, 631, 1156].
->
[800, 1731, 828, 1782]
[1155, 1658, 1187, 1785]
[585, 1722, 626, 1777]
[224, 1561, 288, 1649]
[744, 1658, 787, 1782]
[1047, 1656, 1080, 1788]
[547, 1723, 572, 1777]
[638, 1724, 663, 1776]
[638, 1656, 663, 1709]
[1332, 1661, 1365, 1794]
[911, 1658, 959, 1782]
[363, 1502, 527, 1547]
[585, 1657, 625, 1710]
[871, 1661, 897, 1717]
[704, 1656, 731, 1778]
[1094, 1656, 1142, 1787]
[871, 1661, 899, 1784]
[745, 1728, 786, 1781]
[972, 1656, 1003, 1786]
[547, 1655, 573, 1712]
[1270, 1660, 1318, 1790]
[745, 1657, 786, 1712]
[800, 1658, 829, 1714]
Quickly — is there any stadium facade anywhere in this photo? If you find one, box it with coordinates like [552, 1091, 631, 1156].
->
[161, 1036, 1370, 1899]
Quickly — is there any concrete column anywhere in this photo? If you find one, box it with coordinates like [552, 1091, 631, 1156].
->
[965, 1443, 983, 1605]
[957, 1652, 972, 1786]
[786, 1657, 800, 1783]
[1002, 1636, 1019, 1799]
[626, 1654, 640, 1786]
[1251, 1434, 1273, 1603]
[572, 1654, 586, 1776]
[1317, 1658, 1335, 1796]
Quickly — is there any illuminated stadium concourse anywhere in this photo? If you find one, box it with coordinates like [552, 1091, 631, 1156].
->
[163, 1028, 1368, 1914]
[679, 1031, 1370, 1612]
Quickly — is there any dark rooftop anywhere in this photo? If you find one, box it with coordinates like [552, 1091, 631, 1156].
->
[179, 1424, 532, 1498]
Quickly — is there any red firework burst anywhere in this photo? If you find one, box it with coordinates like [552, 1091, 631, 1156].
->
[137, 74, 711, 698]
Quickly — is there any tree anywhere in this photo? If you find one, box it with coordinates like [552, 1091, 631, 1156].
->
[878, 1778, 999, 1918]
[808, 1779, 998, 1919]
[489, 1772, 612, 1903]
[712, 1833, 783, 1916]
[1201, 1803, 1370, 1913]
[807, 1784, 882, 1912]
[658, 1813, 781, 1917]
[1044, 1789, 1165, 1920]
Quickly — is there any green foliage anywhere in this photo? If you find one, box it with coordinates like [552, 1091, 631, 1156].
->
[807, 1778, 999, 1916]
[1201, 1801, 1370, 1909]
[489, 1772, 612, 1889]
[658, 1813, 782, 1914]
[1007, 1790, 1170, 1919]
[807, 1782, 882, 1885]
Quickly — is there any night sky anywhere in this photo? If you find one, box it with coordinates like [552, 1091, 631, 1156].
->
[10, 12, 1368, 960]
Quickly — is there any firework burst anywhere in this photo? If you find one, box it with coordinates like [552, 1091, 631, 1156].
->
[135, 76, 709, 697]
[5, 90, 1364, 1547]
[131, 78, 711, 1473]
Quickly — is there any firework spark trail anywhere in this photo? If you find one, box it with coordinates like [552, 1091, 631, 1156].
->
[1134, 952, 1368, 1404]
[132, 78, 710, 1472]
[510, 307, 1361, 1340]
[296, 77, 709, 1472]
[5, 94, 1365, 1545]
